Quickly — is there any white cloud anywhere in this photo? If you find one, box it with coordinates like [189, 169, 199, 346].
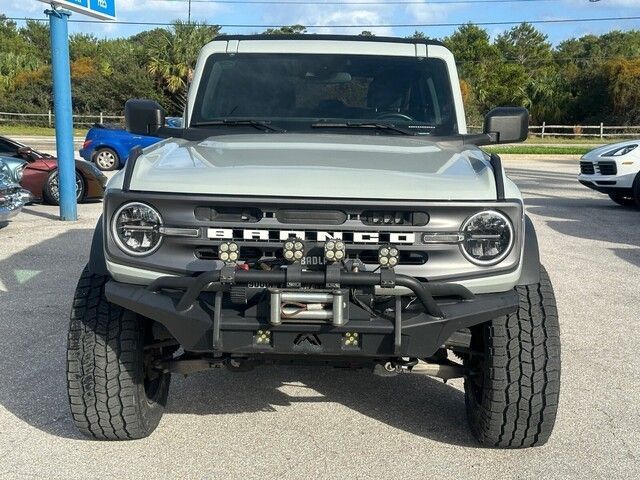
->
[563, 0, 640, 9]
[592, 0, 640, 6]
[10, 0, 41, 14]
[405, 1, 460, 24]
[117, 0, 226, 17]
[260, 0, 412, 36]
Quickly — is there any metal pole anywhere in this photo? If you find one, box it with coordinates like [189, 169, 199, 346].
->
[45, 7, 77, 221]
[188, 0, 192, 23]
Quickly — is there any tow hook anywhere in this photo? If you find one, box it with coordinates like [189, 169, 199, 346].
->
[374, 359, 465, 381]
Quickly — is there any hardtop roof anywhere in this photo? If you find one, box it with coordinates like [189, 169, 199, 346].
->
[214, 34, 444, 47]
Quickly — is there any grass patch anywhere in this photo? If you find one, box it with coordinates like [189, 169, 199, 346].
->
[524, 136, 619, 145]
[0, 125, 88, 137]
[485, 145, 590, 155]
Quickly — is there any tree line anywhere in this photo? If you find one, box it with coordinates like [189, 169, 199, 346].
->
[1, 16, 639, 126]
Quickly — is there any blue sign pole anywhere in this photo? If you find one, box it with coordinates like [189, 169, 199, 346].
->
[45, 7, 77, 221]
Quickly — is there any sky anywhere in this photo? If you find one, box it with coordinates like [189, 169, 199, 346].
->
[3, 0, 640, 45]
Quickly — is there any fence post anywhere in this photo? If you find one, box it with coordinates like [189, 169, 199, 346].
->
[48, 109, 52, 127]
[100, 111, 104, 124]
[600, 122, 604, 139]
[541, 121, 546, 139]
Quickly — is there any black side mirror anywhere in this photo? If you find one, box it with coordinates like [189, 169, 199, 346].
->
[17, 147, 34, 160]
[483, 107, 529, 144]
[125, 99, 166, 136]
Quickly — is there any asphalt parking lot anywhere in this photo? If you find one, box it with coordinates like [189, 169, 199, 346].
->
[0, 155, 638, 479]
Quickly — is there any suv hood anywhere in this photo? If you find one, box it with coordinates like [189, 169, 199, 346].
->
[123, 133, 509, 201]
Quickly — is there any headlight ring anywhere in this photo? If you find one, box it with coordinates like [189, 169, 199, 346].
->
[111, 202, 164, 256]
[460, 210, 514, 266]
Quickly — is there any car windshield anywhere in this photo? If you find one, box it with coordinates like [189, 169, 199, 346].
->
[191, 53, 457, 135]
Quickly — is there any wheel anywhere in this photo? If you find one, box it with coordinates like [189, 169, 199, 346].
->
[633, 172, 640, 208]
[608, 193, 636, 207]
[43, 170, 85, 205]
[66, 266, 171, 440]
[464, 266, 561, 448]
[93, 148, 119, 171]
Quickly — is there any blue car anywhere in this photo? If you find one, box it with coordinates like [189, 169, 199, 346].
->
[80, 124, 161, 171]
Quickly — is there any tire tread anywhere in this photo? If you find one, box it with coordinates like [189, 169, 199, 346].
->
[66, 266, 167, 440]
[465, 266, 561, 448]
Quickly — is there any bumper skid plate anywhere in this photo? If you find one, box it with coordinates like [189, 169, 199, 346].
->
[104, 268, 518, 358]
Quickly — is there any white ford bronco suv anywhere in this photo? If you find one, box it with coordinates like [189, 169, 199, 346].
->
[67, 35, 561, 447]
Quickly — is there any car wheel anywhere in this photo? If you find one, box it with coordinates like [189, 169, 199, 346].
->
[464, 266, 561, 448]
[633, 173, 640, 208]
[93, 148, 119, 171]
[608, 193, 636, 207]
[43, 170, 85, 205]
[67, 266, 171, 440]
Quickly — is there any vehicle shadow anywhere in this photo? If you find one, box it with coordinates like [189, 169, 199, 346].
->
[0, 229, 476, 446]
[168, 367, 477, 447]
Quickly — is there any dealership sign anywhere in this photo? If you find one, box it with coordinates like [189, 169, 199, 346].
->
[38, 0, 116, 21]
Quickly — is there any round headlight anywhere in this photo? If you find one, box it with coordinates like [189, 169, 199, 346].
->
[460, 210, 514, 266]
[112, 202, 163, 256]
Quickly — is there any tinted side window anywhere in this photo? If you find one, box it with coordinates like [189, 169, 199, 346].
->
[0, 139, 17, 156]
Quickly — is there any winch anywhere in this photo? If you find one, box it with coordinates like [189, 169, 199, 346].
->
[269, 289, 349, 326]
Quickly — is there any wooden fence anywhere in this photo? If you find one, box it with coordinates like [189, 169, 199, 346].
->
[2, 111, 640, 138]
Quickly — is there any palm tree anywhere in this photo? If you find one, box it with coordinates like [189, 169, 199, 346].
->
[147, 21, 221, 113]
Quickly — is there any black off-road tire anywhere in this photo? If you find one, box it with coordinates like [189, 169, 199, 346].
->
[608, 193, 636, 207]
[464, 266, 561, 448]
[66, 266, 171, 440]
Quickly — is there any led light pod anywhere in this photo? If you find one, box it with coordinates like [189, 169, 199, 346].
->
[218, 241, 240, 263]
[378, 245, 399, 268]
[283, 238, 305, 263]
[324, 240, 346, 263]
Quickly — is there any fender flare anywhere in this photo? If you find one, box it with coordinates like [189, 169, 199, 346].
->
[517, 214, 541, 286]
[87, 215, 109, 276]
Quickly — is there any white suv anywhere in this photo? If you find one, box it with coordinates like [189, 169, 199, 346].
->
[579, 140, 640, 207]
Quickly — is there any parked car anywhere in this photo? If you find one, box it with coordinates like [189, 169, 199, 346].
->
[0, 136, 107, 205]
[0, 167, 24, 225]
[0, 156, 37, 204]
[578, 139, 640, 207]
[80, 123, 161, 171]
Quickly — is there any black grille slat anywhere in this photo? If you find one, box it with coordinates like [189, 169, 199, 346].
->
[580, 162, 594, 174]
[276, 209, 347, 225]
[596, 161, 617, 176]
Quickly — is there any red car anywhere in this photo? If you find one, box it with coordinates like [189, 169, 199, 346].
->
[0, 136, 107, 205]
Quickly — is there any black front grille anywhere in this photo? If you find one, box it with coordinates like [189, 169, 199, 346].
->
[361, 210, 430, 226]
[580, 162, 595, 174]
[276, 209, 347, 225]
[597, 161, 617, 175]
[195, 206, 262, 223]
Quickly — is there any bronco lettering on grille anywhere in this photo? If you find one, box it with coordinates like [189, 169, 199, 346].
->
[206, 228, 416, 244]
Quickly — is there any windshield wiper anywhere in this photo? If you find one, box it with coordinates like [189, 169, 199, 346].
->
[191, 119, 285, 133]
[310, 121, 415, 136]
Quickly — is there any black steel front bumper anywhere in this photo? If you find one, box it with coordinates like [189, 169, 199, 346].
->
[104, 268, 518, 358]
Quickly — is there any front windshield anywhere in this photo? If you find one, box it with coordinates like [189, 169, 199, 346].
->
[192, 53, 457, 135]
